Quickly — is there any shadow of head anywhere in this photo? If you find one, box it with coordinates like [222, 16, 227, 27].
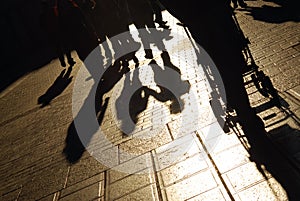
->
[63, 122, 86, 164]
[37, 94, 50, 108]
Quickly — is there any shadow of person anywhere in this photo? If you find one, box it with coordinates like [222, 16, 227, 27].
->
[160, 0, 300, 199]
[141, 26, 177, 74]
[38, 66, 73, 108]
[63, 97, 110, 164]
[94, 58, 133, 120]
[63, 121, 85, 163]
[245, 0, 300, 23]
[244, 124, 300, 200]
[115, 58, 190, 136]
[63, 50, 134, 163]
[149, 59, 189, 112]
[150, 0, 170, 29]
[129, 81, 183, 125]
[115, 67, 144, 135]
[127, 0, 158, 59]
[88, 0, 140, 66]
[268, 124, 300, 166]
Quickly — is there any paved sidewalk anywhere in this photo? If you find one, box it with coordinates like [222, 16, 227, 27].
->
[235, 0, 300, 165]
[1, 0, 300, 200]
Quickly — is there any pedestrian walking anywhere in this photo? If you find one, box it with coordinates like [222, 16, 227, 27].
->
[40, 0, 76, 67]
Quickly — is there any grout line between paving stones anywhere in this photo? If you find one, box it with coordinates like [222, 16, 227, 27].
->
[150, 151, 163, 201]
[195, 131, 235, 201]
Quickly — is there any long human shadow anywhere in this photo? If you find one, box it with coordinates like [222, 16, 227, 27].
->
[243, 0, 300, 23]
[62, 14, 175, 162]
[63, 48, 140, 163]
[160, 1, 300, 199]
[63, 60, 126, 163]
[38, 66, 73, 107]
[115, 59, 190, 135]
[63, 49, 189, 162]
[62, 4, 141, 161]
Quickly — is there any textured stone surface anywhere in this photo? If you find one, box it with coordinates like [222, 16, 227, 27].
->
[1, 1, 300, 200]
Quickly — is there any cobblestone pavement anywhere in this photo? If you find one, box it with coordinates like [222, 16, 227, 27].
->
[1, 0, 300, 200]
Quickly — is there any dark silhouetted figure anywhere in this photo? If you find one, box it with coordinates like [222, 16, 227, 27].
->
[40, 0, 76, 67]
[159, 0, 258, 132]
[58, 0, 99, 61]
[76, 0, 105, 42]
[74, 0, 99, 39]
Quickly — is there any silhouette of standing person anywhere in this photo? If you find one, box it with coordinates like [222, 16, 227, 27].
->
[40, 0, 76, 67]
[57, 0, 99, 62]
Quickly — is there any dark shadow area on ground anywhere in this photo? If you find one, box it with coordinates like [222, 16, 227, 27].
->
[1, 0, 99, 93]
[63, 121, 86, 163]
[262, 96, 300, 167]
[63, 47, 140, 163]
[244, 127, 300, 200]
[38, 66, 73, 107]
[229, 94, 300, 199]
[63, 0, 176, 163]
[269, 124, 300, 164]
[63, 49, 190, 163]
[1, 1, 58, 92]
[116, 59, 190, 135]
[243, 0, 300, 23]
[160, 1, 300, 199]
[229, 110, 300, 199]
